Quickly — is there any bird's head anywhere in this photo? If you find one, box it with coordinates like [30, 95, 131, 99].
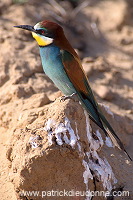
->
[14, 20, 64, 47]
[14, 20, 79, 58]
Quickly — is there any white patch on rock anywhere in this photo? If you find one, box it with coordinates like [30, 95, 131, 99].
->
[44, 119, 56, 146]
[44, 117, 77, 148]
[96, 129, 104, 146]
[44, 119, 56, 131]
[87, 151, 117, 191]
[82, 160, 93, 200]
[64, 117, 77, 147]
[84, 111, 103, 151]
[84, 110, 92, 142]
[29, 136, 39, 148]
[75, 122, 82, 154]
[82, 159, 93, 185]
[105, 136, 114, 147]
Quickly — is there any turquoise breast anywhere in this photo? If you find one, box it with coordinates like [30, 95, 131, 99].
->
[39, 44, 76, 95]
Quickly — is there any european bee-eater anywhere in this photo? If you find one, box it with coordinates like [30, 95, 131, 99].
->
[14, 20, 132, 160]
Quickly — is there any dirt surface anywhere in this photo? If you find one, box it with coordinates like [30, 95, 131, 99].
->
[0, 0, 133, 200]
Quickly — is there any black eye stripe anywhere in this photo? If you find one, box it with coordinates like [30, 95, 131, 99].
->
[36, 29, 54, 39]
[37, 29, 45, 35]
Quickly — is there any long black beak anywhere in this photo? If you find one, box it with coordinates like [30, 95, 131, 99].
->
[14, 25, 37, 33]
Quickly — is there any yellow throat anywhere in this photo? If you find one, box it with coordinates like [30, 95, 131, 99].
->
[32, 32, 53, 46]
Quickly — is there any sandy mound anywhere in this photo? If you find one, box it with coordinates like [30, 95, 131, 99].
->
[7, 99, 133, 200]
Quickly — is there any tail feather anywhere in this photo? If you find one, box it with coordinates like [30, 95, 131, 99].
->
[98, 111, 132, 161]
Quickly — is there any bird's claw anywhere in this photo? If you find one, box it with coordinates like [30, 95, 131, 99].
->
[60, 96, 68, 102]
[60, 93, 77, 102]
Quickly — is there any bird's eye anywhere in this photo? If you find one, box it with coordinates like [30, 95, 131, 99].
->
[41, 30, 45, 35]
[37, 29, 46, 35]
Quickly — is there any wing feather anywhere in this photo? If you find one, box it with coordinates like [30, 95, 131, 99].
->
[60, 49, 103, 127]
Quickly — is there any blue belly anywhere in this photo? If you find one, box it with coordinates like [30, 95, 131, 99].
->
[39, 45, 76, 95]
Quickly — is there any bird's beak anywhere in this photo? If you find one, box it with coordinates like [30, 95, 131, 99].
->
[14, 25, 37, 33]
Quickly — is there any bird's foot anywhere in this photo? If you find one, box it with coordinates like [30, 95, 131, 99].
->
[60, 93, 77, 102]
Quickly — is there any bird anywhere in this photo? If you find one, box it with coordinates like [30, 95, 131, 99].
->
[14, 20, 132, 160]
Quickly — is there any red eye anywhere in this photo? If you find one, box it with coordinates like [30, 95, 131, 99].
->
[41, 30, 45, 35]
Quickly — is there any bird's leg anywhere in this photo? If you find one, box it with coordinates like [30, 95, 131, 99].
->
[60, 92, 77, 102]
